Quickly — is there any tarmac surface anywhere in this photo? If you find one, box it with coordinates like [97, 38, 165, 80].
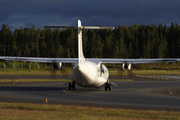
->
[0, 75, 180, 111]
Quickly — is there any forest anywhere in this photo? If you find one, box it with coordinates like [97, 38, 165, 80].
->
[0, 22, 180, 59]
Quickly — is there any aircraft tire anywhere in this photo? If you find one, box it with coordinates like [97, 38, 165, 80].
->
[69, 83, 71, 90]
[105, 83, 108, 91]
[72, 82, 75, 90]
[109, 84, 111, 91]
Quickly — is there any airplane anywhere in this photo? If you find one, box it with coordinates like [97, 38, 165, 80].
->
[0, 20, 180, 91]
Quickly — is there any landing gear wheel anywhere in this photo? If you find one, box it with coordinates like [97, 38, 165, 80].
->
[69, 83, 71, 90]
[105, 83, 111, 91]
[105, 83, 108, 91]
[108, 84, 111, 91]
[72, 82, 75, 90]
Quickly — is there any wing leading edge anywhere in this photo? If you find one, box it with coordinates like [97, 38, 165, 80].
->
[0, 57, 78, 63]
[86, 58, 179, 64]
[0, 57, 179, 64]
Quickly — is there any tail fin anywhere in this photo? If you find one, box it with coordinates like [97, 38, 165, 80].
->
[44, 20, 114, 64]
[77, 20, 114, 64]
[78, 20, 85, 64]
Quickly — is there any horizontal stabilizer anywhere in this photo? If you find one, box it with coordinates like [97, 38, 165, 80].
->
[44, 26, 77, 29]
[44, 26, 114, 30]
[82, 26, 115, 30]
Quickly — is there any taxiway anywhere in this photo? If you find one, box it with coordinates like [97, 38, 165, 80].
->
[0, 75, 180, 110]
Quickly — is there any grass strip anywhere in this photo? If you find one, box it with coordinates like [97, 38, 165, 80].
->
[1, 69, 180, 75]
[0, 79, 133, 83]
[0, 79, 71, 82]
[0, 102, 179, 120]
[0, 69, 71, 75]
[109, 70, 180, 75]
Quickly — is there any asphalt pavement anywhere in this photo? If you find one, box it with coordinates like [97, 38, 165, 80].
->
[0, 75, 180, 110]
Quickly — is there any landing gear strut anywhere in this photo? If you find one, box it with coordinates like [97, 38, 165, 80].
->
[69, 81, 75, 90]
[105, 82, 111, 91]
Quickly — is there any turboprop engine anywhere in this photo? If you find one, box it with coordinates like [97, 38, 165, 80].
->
[53, 62, 62, 69]
[122, 63, 131, 70]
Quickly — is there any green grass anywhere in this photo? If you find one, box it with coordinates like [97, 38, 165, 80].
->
[0, 102, 179, 120]
[0, 69, 71, 75]
[0, 79, 71, 83]
[0, 79, 133, 83]
[1, 69, 180, 75]
[109, 69, 180, 75]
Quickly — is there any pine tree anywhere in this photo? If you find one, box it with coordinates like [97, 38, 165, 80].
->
[95, 34, 103, 58]
[66, 47, 71, 58]
[128, 42, 133, 58]
[104, 35, 112, 58]
[0, 24, 12, 56]
[113, 44, 119, 58]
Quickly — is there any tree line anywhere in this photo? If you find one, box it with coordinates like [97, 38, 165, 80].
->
[0, 22, 180, 59]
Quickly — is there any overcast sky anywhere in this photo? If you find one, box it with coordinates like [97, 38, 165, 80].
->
[1, 0, 180, 30]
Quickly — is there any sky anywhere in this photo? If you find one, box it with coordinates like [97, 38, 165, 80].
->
[1, 0, 180, 31]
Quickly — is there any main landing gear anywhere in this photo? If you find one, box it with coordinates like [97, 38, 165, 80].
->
[69, 81, 75, 90]
[104, 80, 117, 91]
[105, 82, 111, 91]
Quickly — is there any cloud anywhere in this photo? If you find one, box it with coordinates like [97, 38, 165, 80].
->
[0, 0, 180, 30]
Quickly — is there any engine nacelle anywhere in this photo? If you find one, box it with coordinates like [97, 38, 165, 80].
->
[122, 63, 131, 70]
[53, 62, 62, 69]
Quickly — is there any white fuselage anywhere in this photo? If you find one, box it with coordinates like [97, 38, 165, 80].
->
[71, 61, 109, 87]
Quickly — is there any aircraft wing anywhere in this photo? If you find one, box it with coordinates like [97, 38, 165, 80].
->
[0, 57, 179, 64]
[86, 58, 179, 64]
[0, 57, 78, 63]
